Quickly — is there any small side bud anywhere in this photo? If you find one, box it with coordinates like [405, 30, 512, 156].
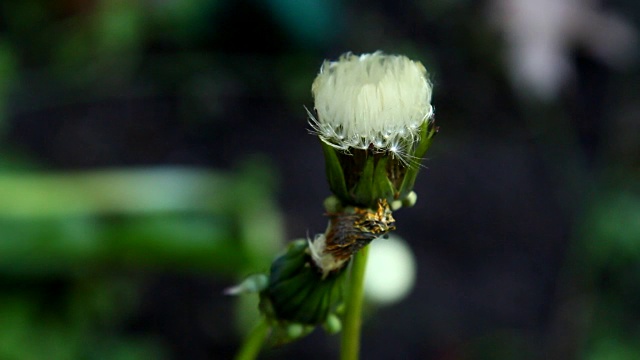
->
[286, 323, 305, 339]
[391, 199, 403, 211]
[323, 313, 342, 334]
[323, 195, 343, 213]
[402, 191, 418, 208]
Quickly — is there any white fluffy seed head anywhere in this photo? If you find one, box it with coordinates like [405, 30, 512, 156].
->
[310, 51, 433, 157]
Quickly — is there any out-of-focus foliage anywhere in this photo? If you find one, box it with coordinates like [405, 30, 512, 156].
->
[0, 2, 289, 358]
[0, 164, 283, 274]
[0, 162, 284, 359]
[0, 0, 639, 359]
[587, 190, 640, 268]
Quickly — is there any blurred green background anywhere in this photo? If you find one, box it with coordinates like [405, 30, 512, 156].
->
[0, 0, 639, 359]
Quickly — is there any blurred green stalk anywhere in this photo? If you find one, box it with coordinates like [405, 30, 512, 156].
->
[340, 244, 370, 360]
[0, 168, 234, 217]
[0, 165, 283, 276]
[234, 318, 269, 360]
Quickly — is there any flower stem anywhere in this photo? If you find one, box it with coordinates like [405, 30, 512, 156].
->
[340, 245, 370, 360]
[235, 318, 269, 360]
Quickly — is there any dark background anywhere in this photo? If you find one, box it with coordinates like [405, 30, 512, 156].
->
[0, 0, 639, 359]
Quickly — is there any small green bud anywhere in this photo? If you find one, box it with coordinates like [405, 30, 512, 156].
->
[286, 323, 305, 339]
[323, 195, 343, 213]
[402, 191, 417, 208]
[391, 200, 403, 211]
[323, 313, 342, 334]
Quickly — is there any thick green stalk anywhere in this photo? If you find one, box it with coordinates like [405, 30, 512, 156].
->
[235, 318, 269, 360]
[340, 245, 370, 360]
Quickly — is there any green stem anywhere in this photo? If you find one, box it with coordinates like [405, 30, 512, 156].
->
[340, 245, 370, 360]
[235, 318, 270, 360]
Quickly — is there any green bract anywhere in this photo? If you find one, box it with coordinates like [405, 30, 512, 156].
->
[322, 120, 437, 209]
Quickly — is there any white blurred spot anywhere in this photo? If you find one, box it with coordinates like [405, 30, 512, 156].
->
[364, 234, 417, 305]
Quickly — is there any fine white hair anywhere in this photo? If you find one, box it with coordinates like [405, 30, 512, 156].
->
[310, 52, 433, 161]
[307, 233, 348, 278]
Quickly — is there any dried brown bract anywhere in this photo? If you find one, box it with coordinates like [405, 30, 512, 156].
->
[324, 199, 396, 262]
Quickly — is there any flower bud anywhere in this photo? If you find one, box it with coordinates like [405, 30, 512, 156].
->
[259, 239, 347, 326]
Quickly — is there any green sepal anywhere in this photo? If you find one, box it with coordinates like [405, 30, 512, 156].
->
[371, 156, 396, 205]
[321, 141, 350, 204]
[272, 273, 318, 320]
[414, 121, 438, 160]
[267, 240, 308, 282]
[352, 155, 375, 207]
[398, 121, 437, 199]
[297, 280, 331, 323]
[269, 270, 316, 305]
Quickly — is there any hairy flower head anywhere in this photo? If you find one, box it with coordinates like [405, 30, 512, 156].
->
[309, 52, 433, 164]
